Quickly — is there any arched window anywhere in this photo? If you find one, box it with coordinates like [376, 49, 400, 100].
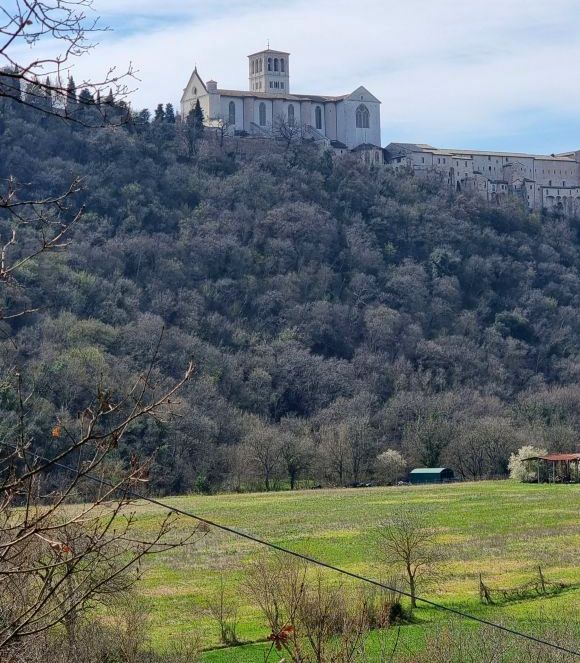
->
[259, 59, 263, 73]
[356, 104, 370, 129]
[274, 58, 279, 72]
[259, 102, 266, 126]
[315, 106, 322, 130]
[280, 58, 285, 73]
[251, 61, 255, 75]
[288, 104, 295, 127]
[268, 58, 272, 71]
[228, 101, 236, 125]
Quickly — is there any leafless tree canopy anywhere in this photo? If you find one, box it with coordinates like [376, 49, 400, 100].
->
[0, 0, 134, 123]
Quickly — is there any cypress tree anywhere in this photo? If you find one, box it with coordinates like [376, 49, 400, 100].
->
[65, 76, 77, 114]
[193, 99, 204, 134]
[165, 103, 176, 123]
[154, 103, 165, 123]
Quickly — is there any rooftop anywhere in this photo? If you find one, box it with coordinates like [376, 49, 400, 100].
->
[217, 88, 350, 103]
[386, 142, 577, 163]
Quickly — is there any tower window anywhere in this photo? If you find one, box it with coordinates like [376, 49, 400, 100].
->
[355, 104, 370, 129]
[281, 58, 285, 73]
[259, 59, 263, 72]
[315, 106, 322, 130]
[274, 58, 279, 72]
[288, 104, 295, 127]
[259, 102, 266, 126]
[228, 101, 236, 125]
[268, 58, 272, 71]
[251, 61, 255, 74]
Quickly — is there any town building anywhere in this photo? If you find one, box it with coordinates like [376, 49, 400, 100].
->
[181, 48, 381, 150]
[385, 143, 580, 214]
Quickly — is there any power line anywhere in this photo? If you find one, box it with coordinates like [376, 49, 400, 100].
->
[2, 442, 579, 658]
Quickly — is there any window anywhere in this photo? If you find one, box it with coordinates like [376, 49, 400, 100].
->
[281, 58, 285, 73]
[251, 61, 255, 74]
[259, 102, 266, 126]
[268, 57, 272, 71]
[281, 82, 284, 89]
[355, 104, 370, 129]
[315, 106, 322, 130]
[228, 101, 236, 125]
[259, 59, 263, 73]
[288, 104, 295, 127]
[274, 58, 279, 72]
[270, 82, 273, 88]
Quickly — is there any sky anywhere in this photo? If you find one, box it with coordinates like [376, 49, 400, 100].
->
[11, 0, 580, 152]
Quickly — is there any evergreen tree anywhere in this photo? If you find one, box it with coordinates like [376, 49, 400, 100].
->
[78, 88, 94, 106]
[154, 103, 165, 123]
[192, 99, 204, 134]
[184, 100, 205, 157]
[65, 76, 77, 113]
[165, 103, 176, 123]
[41, 77, 53, 111]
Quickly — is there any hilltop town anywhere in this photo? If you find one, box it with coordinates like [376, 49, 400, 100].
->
[183, 47, 580, 216]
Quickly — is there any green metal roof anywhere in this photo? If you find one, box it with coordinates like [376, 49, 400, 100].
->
[410, 468, 450, 474]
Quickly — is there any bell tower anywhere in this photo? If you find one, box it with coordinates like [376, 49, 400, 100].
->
[248, 48, 290, 95]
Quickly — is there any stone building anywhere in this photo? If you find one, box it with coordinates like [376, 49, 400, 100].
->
[181, 48, 381, 150]
[385, 143, 580, 214]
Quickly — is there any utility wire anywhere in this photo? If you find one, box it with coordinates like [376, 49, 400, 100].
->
[2, 442, 579, 658]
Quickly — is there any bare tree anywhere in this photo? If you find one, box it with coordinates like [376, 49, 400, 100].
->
[213, 116, 234, 149]
[241, 417, 281, 491]
[0, 354, 200, 653]
[318, 424, 350, 486]
[279, 417, 314, 490]
[274, 113, 305, 151]
[376, 507, 440, 609]
[245, 554, 370, 663]
[0, 1, 134, 125]
[205, 576, 239, 645]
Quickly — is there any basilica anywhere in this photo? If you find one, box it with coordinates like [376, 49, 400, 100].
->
[180, 47, 381, 150]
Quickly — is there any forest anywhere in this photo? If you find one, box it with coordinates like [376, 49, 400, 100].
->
[1, 91, 580, 495]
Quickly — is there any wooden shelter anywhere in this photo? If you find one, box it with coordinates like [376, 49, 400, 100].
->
[526, 453, 580, 483]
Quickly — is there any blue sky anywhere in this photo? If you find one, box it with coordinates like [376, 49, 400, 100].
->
[12, 0, 580, 152]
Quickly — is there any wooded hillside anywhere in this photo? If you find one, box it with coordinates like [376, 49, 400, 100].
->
[2, 97, 579, 493]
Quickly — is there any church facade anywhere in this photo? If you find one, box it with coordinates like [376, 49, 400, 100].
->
[181, 48, 381, 150]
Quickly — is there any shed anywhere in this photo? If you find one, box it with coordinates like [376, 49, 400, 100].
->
[409, 468, 454, 484]
[524, 453, 580, 483]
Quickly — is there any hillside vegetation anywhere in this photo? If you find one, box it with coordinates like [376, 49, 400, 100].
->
[1, 98, 580, 492]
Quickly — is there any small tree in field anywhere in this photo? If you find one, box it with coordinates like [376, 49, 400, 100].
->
[376, 450, 407, 485]
[376, 507, 440, 610]
[508, 445, 547, 482]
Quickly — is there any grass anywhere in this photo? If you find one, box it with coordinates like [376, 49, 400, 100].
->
[122, 481, 580, 660]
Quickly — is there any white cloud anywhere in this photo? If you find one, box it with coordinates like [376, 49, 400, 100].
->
[14, 0, 580, 150]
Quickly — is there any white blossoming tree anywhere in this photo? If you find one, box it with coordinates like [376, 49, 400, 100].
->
[508, 445, 547, 482]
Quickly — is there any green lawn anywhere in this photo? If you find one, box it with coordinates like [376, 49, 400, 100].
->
[125, 481, 580, 660]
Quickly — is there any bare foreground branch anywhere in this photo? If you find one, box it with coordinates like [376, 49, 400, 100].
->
[0, 353, 198, 652]
[0, 0, 135, 126]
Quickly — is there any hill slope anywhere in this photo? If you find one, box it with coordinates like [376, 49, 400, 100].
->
[1, 101, 580, 492]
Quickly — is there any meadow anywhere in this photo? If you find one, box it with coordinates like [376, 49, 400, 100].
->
[127, 481, 580, 661]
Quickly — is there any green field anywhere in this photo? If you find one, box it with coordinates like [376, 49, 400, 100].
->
[127, 481, 580, 660]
